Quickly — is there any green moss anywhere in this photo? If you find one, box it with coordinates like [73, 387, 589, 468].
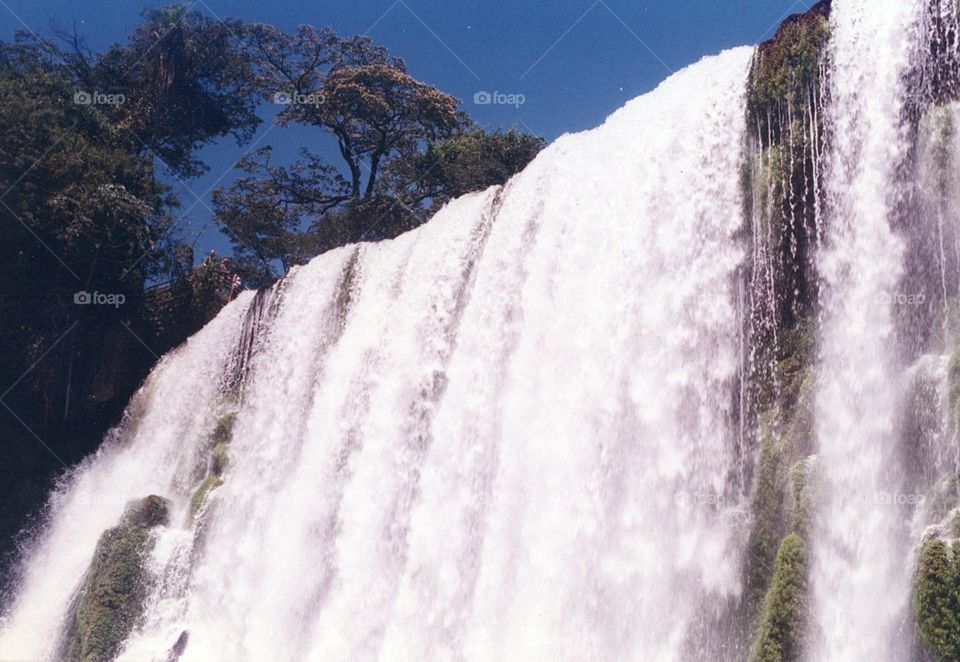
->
[211, 412, 237, 445]
[753, 317, 815, 427]
[59, 496, 170, 662]
[776, 322, 815, 413]
[788, 458, 815, 538]
[743, 329, 816, 641]
[745, 418, 790, 607]
[749, 534, 809, 662]
[914, 538, 960, 660]
[190, 474, 223, 520]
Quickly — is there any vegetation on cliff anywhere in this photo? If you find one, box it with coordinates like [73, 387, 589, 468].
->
[190, 411, 237, 520]
[749, 534, 809, 662]
[739, 4, 830, 658]
[915, 537, 960, 661]
[58, 496, 170, 662]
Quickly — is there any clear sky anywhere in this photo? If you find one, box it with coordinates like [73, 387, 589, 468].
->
[1, 0, 812, 260]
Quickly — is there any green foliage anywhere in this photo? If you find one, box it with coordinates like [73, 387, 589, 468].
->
[147, 250, 240, 350]
[90, 5, 261, 176]
[749, 534, 809, 662]
[58, 496, 170, 662]
[749, 11, 830, 122]
[405, 129, 546, 212]
[914, 538, 960, 661]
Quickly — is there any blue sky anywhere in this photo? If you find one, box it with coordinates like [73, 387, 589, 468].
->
[1, 0, 812, 260]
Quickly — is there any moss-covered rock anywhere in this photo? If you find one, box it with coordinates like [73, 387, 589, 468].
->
[58, 496, 170, 662]
[749, 2, 831, 124]
[211, 412, 237, 445]
[914, 537, 960, 660]
[745, 419, 790, 607]
[188, 412, 235, 521]
[788, 457, 816, 538]
[190, 474, 224, 520]
[744, 357, 815, 610]
[745, 1, 831, 340]
[121, 494, 170, 528]
[749, 534, 809, 662]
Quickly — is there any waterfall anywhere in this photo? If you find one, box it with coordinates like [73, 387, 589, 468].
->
[808, 0, 925, 659]
[9, 2, 960, 658]
[0, 47, 755, 662]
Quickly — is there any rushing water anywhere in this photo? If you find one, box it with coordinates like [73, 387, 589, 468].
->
[808, 0, 924, 659]
[7, 2, 960, 658]
[0, 48, 754, 661]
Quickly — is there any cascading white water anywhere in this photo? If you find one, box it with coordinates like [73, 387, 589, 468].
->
[0, 295, 256, 657]
[0, 47, 754, 662]
[809, 0, 924, 659]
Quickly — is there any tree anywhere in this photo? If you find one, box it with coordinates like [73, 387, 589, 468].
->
[50, 4, 261, 176]
[243, 24, 467, 199]
[213, 25, 544, 278]
[212, 146, 353, 278]
[395, 128, 546, 212]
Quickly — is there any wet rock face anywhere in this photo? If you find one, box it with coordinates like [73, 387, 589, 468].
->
[58, 496, 170, 662]
[746, 0, 831, 336]
[921, 0, 960, 106]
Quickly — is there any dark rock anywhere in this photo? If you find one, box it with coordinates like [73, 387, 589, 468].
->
[167, 630, 189, 662]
